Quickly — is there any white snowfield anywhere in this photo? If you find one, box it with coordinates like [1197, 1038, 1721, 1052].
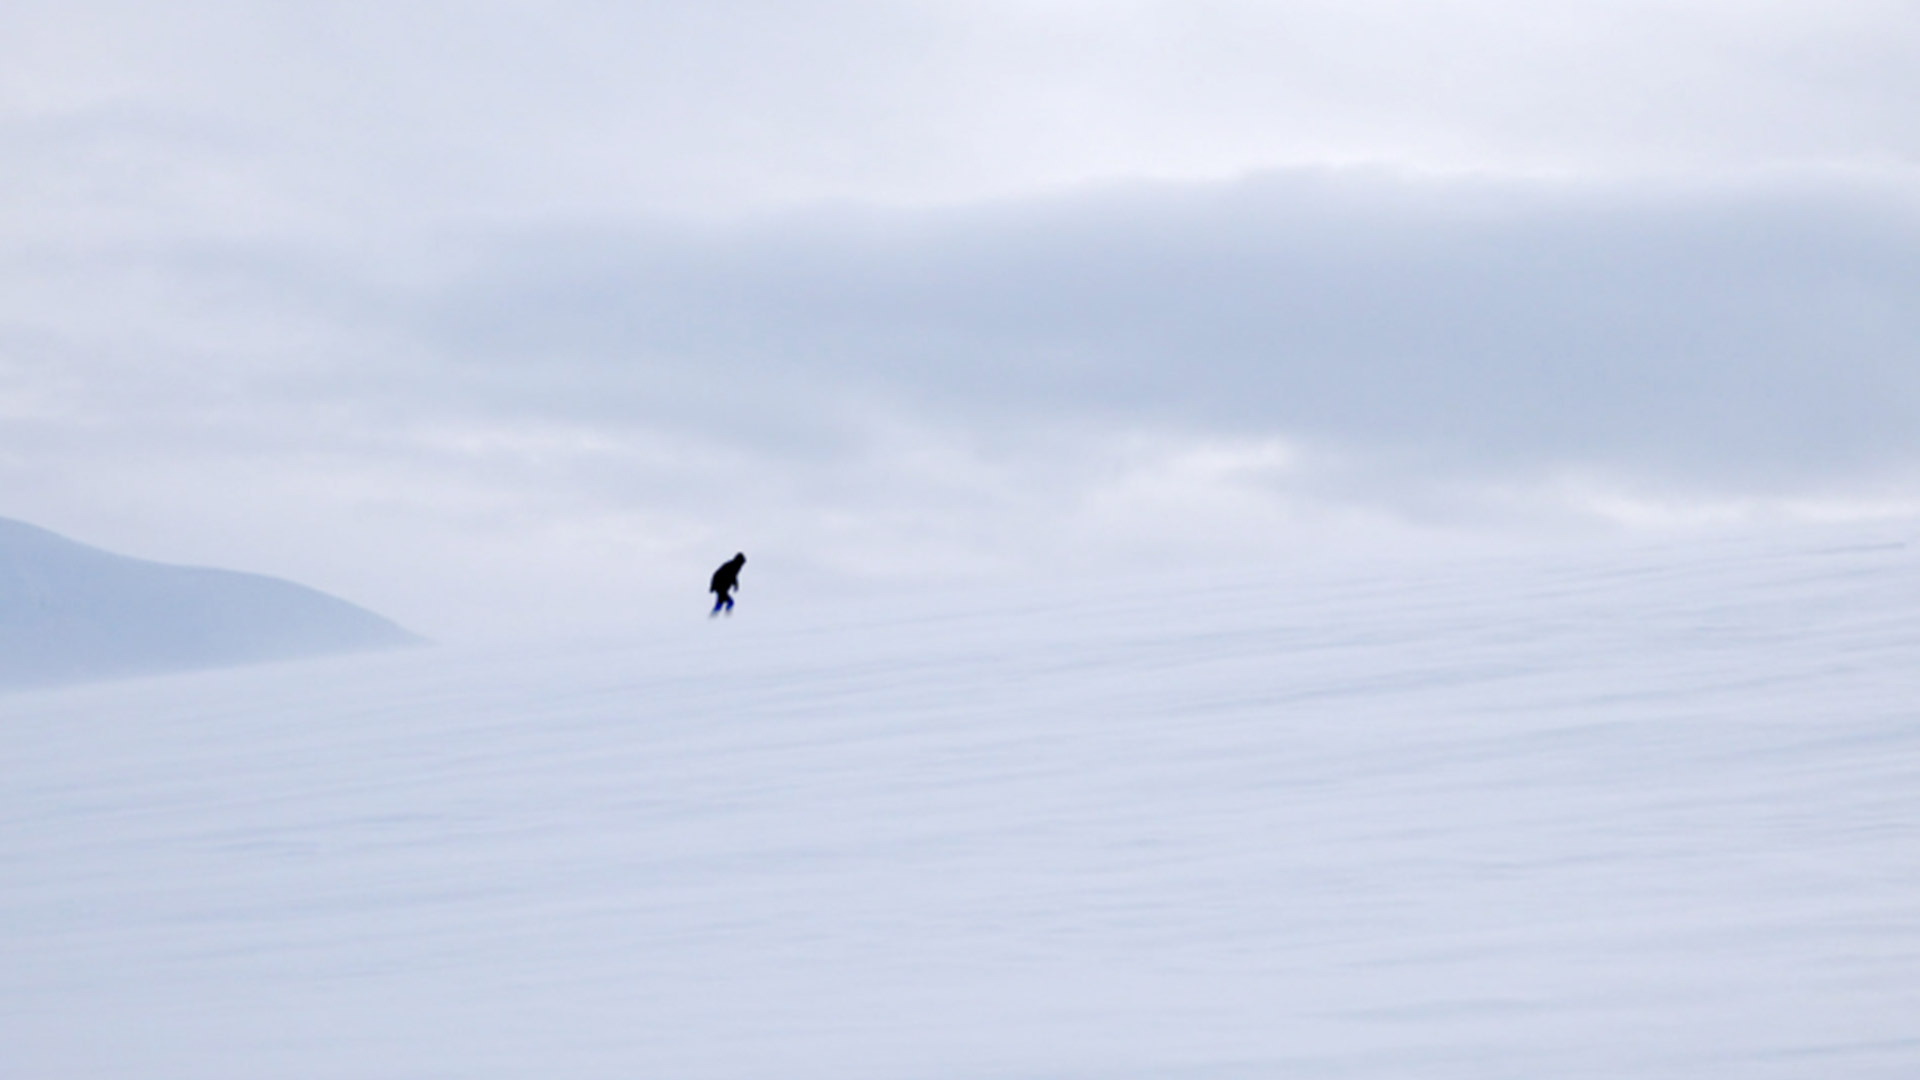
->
[4, 531, 1918, 1079]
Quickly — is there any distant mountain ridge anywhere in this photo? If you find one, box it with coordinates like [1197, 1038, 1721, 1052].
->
[0, 517, 421, 690]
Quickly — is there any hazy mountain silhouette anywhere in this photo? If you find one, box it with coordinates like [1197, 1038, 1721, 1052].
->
[0, 517, 421, 690]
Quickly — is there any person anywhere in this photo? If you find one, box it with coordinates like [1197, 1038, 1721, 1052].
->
[709, 552, 746, 615]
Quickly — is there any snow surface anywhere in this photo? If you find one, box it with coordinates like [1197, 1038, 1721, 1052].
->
[0, 517, 419, 690]
[3, 530, 1919, 1078]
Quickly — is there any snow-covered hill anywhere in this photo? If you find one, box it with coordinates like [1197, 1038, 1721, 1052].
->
[0, 517, 419, 690]
[3, 530, 1917, 1078]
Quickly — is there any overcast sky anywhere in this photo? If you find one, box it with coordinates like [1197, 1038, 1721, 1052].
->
[4, 1, 1918, 639]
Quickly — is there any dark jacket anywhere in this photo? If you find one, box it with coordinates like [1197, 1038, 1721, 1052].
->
[710, 553, 746, 595]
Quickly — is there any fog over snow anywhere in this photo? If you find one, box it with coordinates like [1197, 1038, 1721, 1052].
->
[0, 517, 418, 690]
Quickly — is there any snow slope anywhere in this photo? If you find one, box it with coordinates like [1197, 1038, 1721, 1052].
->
[3, 530, 1918, 1078]
[0, 517, 419, 690]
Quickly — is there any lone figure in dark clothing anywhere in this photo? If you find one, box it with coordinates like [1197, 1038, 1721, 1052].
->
[710, 552, 746, 615]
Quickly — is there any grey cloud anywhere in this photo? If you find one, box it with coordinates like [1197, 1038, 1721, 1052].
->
[9, 2, 1920, 634]
[6, 2, 1917, 227]
[425, 172, 1920, 492]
